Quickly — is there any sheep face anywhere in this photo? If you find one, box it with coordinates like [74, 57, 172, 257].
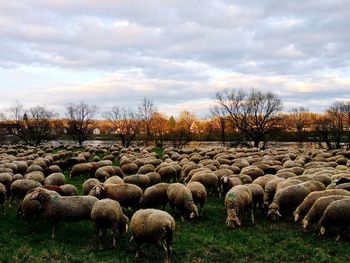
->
[267, 207, 281, 221]
[29, 188, 51, 203]
[89, 184, 105, 198]
[226, 209, 241, 229]
[302, 219, 310, 232]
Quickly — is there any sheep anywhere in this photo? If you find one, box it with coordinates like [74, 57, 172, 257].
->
[43, 165, 61, 176]
[166, 183, 199, 220]
[10, 179, 42, 201]
[91, 199, 129, 250]
[268, 184, 310, 221]
[139, 183, 170, 209]
[302, 195, 350, 231]
[145, 172, 161, 186]
[299, 181, 325, 192]
[275, 179, 302, 193]
[138, 164, 155, 174]
[60, 184, 78, 196]
[0, 172, 13, 192]
[83, 178, 100, 195]
[130, 208, 175, 263]
[105, 176, 124, 185]
[123, 174, 150, 190]
[120, 162, 138, 175]
[89, 183, 143, 209]
[293, 189, 350, 222]
[17, 188, 60, 220]
[188, 172, 219, 196]
[240, 166, 264, 180]
[95, 166, 125, 181]
[252, 174, 278, 189]
[220, 175, 242, 196]
[335, 182, 350, 191]
[24, 171, 45, 184]
[29, 188, 98, 239]
[317, 199, 350, 240]
[246, 183, 264, 208]
[263, 178, 285, 208]
[44, 173, 66, 186]
[70, 163, 92, 178]
[158, 166, 177, 183]
[0, 183, 6, 215]
[224, 185, 254, 229]
[187, 181, 207, 216]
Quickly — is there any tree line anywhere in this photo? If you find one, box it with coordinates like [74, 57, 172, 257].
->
[1, 88, 350, 150]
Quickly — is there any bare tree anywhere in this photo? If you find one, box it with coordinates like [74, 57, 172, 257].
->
[6, 101, 58, 145]
[211, 105, 227, 147]
[340, 101, 350, 149]
[290, 107, 309, 142]
[215, 88, 282, 148]
[65, 102, 98, 145]
[313, 102, 345, 150]
[138, 98, 156, 146]
[103, 106, 141, 148]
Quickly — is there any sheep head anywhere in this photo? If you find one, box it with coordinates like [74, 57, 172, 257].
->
[90, 183, 105, 198]
[226, 209, 241, 229]
[267, 203, 282, 221]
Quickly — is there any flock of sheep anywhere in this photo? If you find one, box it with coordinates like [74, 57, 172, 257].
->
[1, 144, 350, 262]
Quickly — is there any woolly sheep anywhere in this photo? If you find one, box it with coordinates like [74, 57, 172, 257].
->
[91, 199, 129, 250]
[139, 183, 170, 209]
[268, 184, 310, 221]
[70, 163, 92, 178]
[89, 183, 143, 209]
[123, 174, 150, 190]
[220, 175, 242, 196]
[302, 195, 350, 231]
[299, 181, 325, 192]
[317, 199, 350, 240]
[83, 178, 100, 195]
[120, 162, 138, 175]
[263, 178, 286, 208]
[138, 164, 155, 174]
[246, 183, 264, 208]
[105, 176, 124, 185]
[30, 188, 98, 239]
[293, 189, 350, 222]
[60, 184, 78, 196]
[130, 209, 175, 263]
[188, 172, 219, 196]
[145, 172, 161, 186]
[158, 166, 177, 183]
[187, 181, 207, 216]
[24, 171, 45, 184]
[167, 183, 199, 220]
[10, 179, 42, 201]
[224, 185, 254, 229]
[44, 173, 66, 186]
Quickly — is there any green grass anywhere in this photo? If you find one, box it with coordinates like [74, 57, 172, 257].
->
[1, 147, 349, 262]
[1, 184, 350, 263]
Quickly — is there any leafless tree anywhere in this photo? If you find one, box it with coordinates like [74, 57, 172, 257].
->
[6, 101, 58, 145]
[290, 107, 309, 142]
[215, 88, 282, 148]
[313, 102, 345, 150]
[103, 106, 141, 148]
[138, 98, 156, 146]
[65, 102, 98, 145]
[340, 101, 350, 149]
[211, 105, 227, 147]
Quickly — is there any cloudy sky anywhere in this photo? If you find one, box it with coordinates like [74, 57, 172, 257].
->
[1, 0, 350, 118]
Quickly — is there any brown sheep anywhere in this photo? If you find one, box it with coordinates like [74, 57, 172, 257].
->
[187, 181, 207, 216]
[167, 183, 199, 220]
[225, 185, 254, 229]
[139, 183, 170, 209]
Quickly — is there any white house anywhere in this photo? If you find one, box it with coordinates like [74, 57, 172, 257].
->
[93, 128, 101, 135]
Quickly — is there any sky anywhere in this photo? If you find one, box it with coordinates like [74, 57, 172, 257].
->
[1, 0, 350, 118]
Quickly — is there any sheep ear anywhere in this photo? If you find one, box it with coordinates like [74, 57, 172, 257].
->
[277, 210, 282, 217]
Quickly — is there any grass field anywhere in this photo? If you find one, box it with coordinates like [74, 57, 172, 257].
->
[1, 149, 349, 263]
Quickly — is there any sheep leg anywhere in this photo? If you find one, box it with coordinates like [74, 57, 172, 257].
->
[250, 209, 255, 225]
[135, 243, 141, 258]
[51, 224, 56, 239]
[112, 229, 116, 248]
[98, 228, 103, 251]
[2, 203, 5, 216]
